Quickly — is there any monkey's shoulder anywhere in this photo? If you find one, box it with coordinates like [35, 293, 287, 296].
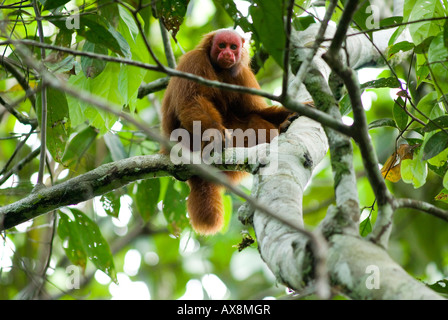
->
[177, 50, 218, 80]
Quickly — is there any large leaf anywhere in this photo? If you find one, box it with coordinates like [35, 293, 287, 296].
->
[406, 0, 445, 45]
[61, 125, 98, 168]
[350, 0, 375, 37]
[423, 130, 448, 160]
[135, 178, 160, 222]
[67, 62, 121, 134]
[100, 191, 121, 218]
[423, 115, 448, 132]
[39, 0, 70, 10]
[46, 14, 131, 58]
[428, 32, 448, 94]
[162, 179, 189, 235]
[368, 118, 397, 130]
[152, 0, 190, 39]
[393, 98, 409, 131]
[361, 77, 401, 89]
[81, 41, 108, 78]
[414, 91, 441, 122]
[81, 15, 131, 58]
[104, 132, 127, 161]
[388, 41, 415, 59]
[36, 86, 71, 163]
[401, 157, 427, 188]
[389, 0, 444, 46]
[218, 0, 256, 33]
[250, 0, 286, 68]
[58, 209, 117, 282]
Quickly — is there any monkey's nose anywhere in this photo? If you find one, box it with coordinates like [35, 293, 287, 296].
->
[222, 50, 233, 59]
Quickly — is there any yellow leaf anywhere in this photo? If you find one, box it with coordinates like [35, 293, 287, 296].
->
[381, 144, 416, 182]
[7, 81, 38, 92]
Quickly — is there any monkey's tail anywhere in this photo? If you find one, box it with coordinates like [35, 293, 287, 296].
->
[187, 172, 246, 235]
[187, 176, 225, 235]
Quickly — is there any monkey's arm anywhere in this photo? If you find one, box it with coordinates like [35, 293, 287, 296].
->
[176, 96, 225, 131]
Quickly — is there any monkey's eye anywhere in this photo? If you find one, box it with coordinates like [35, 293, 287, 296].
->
[230, 44, 238, 50]
[219, 43, 226, 49]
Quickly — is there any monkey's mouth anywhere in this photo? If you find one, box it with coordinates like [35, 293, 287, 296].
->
[219, 59, 235, 69]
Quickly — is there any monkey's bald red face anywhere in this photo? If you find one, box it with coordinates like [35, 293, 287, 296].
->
[210, 31, 244, 69]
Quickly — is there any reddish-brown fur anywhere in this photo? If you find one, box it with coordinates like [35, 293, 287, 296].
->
[161, 29, 294, 235]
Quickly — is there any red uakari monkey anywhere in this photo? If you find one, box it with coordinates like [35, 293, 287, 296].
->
[161, 29, 297, 235]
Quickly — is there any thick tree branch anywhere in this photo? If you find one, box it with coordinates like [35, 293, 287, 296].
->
[137, 77, 169, 98]
[0, 154, 186, 230]
[320, 0, 394, 246]
[303, 65, 360, 235]
[248, 117, 330, 299]
[274, 3, 443, 298]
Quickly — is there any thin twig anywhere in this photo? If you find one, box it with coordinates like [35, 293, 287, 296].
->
[32, 0, 47, 188]
[394, 198, 448, 222]
[3, 37, 352, 137]
[159, 19, 176, 68]
[281, 0, 295, 99]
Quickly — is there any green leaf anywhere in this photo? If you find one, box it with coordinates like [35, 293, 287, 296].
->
[380, 16, 403, 28]
[414, 91, 440, 122]
[427, 147, 448, 168]
[401, 149, 427, 188]
[100, 192, 121, 218]
[162, 179, 189, 234]
[393, 99, 409, 130]
[292, 16, 315, 31]
[118, 64, 146, 114]
[58, 212, 87, 269]
[135, 178, 160, 222]
[339, 94, 352, 116]
[217, 0, 253, 33]
[81, 15, 131, 58]
[443, 169, 448, 190]
[67, 62, 121, 134]
[39, 0, 70, 10]
[58, 209, 117, 282]
[361, 77, 401, 89]
[46, 14, 131, 58]
[360, 217, 372, 237]
[428, 32, 448, 94]
[427, 279, 448, 295]
[388, 41, 415, 59]
[415, 36, 435, 54]
[221, 194, 233, 234]
[36, 86, 71, 163]
[61, 125, 98, 167]
[368, 118, 397, 130]
[406, 0, 445, 45]
[104, 132, 127, 161]
[153, 0, 190, 39]
[423, 130, 448, 160]
[428, 160, 448, 176]
[423, 115, 448, 132]
[250, 0, 286, 68]
[45, 56, 78, 74]
[352, 0, 375, 37]
[81, 41, 108, 78]
[435, 188, 448, 203]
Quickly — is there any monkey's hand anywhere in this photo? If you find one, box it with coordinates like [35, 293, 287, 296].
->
[280, 112, 300, 133]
